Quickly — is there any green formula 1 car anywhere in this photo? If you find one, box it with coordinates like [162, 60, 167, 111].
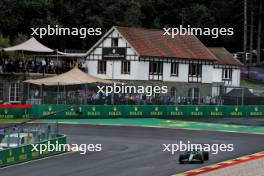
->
[179, 150, 209, 164]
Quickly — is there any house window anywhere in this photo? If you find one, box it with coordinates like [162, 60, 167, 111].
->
[98, 60, 107, 74]
[121, 61, 130, 74]
[171, 63, 179, 76]
[189, 63, 202, 76]
[222, 68, 232, 80]
[9, 82, 21, 103]
[188, 63, 202, 82]
[149, 62, 163, 75]
[149, 61, 163, 80]
[188, 88, 200, 104]
[170, 87, 177, 97]
[0, 83, 3, 102]
[111, 38, 118, 47]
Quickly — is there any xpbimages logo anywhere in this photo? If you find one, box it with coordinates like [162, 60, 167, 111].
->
[162, 141, 234, 155]
[97, 83, 168, 96]
[31, 141, 102, 155]
[163, 25, 234, 38]
[31, 25, 102, 38]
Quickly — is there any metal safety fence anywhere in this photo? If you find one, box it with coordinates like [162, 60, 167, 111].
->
[24, 83, 264, 105]
[0, 124, 58, 150]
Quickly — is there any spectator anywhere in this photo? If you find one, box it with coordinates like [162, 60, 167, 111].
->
[0, 59, 3, 73]
[41, 59, 47, 74]
[19, 60, 23, 72]
[4, 58, 9, 72]
[49, 60, 55, 73]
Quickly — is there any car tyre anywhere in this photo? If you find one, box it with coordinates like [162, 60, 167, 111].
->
[179, 155, 184, 164]
[203, 152, 209, 161]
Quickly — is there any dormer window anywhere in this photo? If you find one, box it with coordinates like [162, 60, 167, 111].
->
[111, 38, 118, 47]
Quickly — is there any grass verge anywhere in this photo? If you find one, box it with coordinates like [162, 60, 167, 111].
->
[0, 119, 30, 124]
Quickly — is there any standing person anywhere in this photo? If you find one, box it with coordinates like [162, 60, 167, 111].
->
[10, 59, 15, 72]
[0, 127, 5, 142]
[0, 58, 3, 73]
[19, 60, 23, 72]
[4, 58, 8, 72]
[41, 58, 46, 75]
[49, 60, 54, 73]
[31, 60, 35, 72]
[81, 61, 86, 72]
[34, 89, 39, 98]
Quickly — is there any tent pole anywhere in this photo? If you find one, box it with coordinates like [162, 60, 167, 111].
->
[27, 83, 29, 103]
[64, 85, 66, 104]
[41, 84, 44, 104]
[242, 88, 244, 105]
[85, 84, 87, 105]
[56, 49, 58, 74]
[57, 83, 59, 104]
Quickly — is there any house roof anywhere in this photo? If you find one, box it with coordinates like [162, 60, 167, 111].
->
[208, 47, 243, 66]
[116, 26, 217, 61]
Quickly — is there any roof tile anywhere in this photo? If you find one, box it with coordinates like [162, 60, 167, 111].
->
[116, 26, 217, 61]
[208, 47, 243, 66]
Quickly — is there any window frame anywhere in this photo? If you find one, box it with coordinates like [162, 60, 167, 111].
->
[170, 87, 177, 97]
[189, 63, 202, 76]
[97, 60, 107, 74]
[222, 68, 232, 80]
[171, 62, 179, 76]
[9, 82, 21, 103]
[149, 61, 163, 75]
[121, 61, 131, 75]
[188, 63, 202, 82]
[111, 38, 119, 47]
[149, 61, 163, 80]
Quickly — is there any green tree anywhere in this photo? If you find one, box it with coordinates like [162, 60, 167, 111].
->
[184, 4, 215, 28]
[13, 33, 28, 45]
[0, 33, 10, 48]
[123, 1, 142, 27]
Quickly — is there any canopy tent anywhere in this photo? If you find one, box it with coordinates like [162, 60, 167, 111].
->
[222, 88, 264, 105]
[24, 65, 113, 86]
[223, 88, 257, 98]
[2, 37, 54, 53]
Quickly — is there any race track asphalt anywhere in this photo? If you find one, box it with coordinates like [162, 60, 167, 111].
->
[1, 124, 264, 176]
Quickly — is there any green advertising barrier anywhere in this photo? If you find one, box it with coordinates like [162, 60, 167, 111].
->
[1, 104, 264, 118]
[29, 105, 264, 118]
[0, 108, 30, 119]
[246, 105, 264, 116]
[0, 135, 67, 168]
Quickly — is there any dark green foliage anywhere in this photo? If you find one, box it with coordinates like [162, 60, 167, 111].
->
[0, 0, 262, 52]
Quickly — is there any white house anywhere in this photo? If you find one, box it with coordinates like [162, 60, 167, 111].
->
[84, 26, 242, 98]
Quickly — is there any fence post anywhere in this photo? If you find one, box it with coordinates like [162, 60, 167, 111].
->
[57, 83, 59, 104]
[41, 84, 44, 104]
[242, 87, 244, 105]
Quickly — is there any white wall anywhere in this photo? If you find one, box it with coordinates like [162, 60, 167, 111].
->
[86, 59, 149, 80]
[232, 69, 240, 86]
[212, 68, 222, 83]
[163, 63, 188, 82]
[87, 59, 241, 85]
[202, 65, 213, 83]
